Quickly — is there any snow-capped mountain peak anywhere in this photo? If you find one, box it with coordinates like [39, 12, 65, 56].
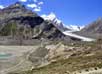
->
[41, 13, 95, 41]
[41, 12, 84, 32]
[41, 12, 62, 24]
[41, 12, 64, 30]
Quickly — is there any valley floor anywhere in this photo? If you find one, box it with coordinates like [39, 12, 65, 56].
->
[0, 46, 39, 74]
[8, 41, 102, 74]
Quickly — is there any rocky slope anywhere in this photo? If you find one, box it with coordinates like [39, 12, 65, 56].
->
[81, 18, 102, 33]
[0, 2, 97, 44]
[0, 2, 66, 44]
[8, 40, 102, 74]
[41, 12, 69, 31]
[76, 18, 102, 39]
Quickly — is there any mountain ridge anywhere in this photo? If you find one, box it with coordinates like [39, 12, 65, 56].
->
[0, 2, 101, 44]
[75, 18, 102, 39]
[0, 2, 67, 45]
[41, 12, 84, 32]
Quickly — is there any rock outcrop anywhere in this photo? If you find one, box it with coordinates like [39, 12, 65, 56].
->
[0, 2, 65, 42]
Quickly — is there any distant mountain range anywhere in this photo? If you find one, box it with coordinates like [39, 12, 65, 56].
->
[41, 12, 96, 41]
[0, 2, 101, 44]
[41, 12, 84, 32]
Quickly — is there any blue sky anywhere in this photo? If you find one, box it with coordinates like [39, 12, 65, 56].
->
[0, 0, 102, 26]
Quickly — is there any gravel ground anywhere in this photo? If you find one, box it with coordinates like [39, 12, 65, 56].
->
[0, 46, 39, 74]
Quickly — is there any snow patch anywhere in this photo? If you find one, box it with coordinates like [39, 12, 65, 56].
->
[66, 25, 85, 31]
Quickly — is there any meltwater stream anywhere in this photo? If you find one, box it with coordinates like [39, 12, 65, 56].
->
[0, 52, 12, 59]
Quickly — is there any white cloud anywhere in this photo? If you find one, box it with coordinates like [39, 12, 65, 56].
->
[38, 1, 44, 5]
[27, 1, 44, 12]
[34, 0, 37, 2]
[27, 4, 37, 8]
[19, 0, 27, 2]
[0, 5, 5, 9]
[33, 7, 41, 12]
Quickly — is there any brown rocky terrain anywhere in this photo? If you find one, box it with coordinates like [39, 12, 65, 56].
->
[0, 2, 67, 45]
[76, 18, 102, 39]
[7, 39, 102, 74]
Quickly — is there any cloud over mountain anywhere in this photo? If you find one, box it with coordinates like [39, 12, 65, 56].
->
[26, 0, 44, 12]
[27, 4, 37, 8]
[33, 7, 41, 11]
[0, 0, 44, 12]
[19, 0, 27, 2]
[0, 5, 5, 9]
[38, 2, 44, 5]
